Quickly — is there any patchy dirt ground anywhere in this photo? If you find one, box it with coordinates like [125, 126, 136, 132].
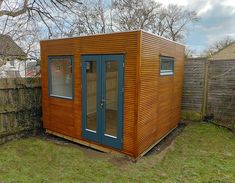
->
[146, 122, 188, 156]
[36, 121, 188, 166]
[1, 122, 235, 182]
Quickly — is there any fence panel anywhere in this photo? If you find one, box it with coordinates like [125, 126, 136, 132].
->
[207, 60, 235, 127]
[0, 78, 42, 144]
[182, 58, 235, 128]
[182, 58, 206, 114]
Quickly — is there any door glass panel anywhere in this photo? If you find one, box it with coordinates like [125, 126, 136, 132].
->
[105, 61, 118, 137]
[86, 61, 97, 132]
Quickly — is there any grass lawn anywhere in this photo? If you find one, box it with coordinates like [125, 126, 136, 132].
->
[0, 122, 235, 182]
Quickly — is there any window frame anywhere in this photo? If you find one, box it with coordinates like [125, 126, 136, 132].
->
[48, 55, 74, 100]
[9, 60, 15, 67]
[160, 56, 175, 76]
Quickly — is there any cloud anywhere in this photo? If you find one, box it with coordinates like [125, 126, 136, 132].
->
[156, 0, 188, 6]
[155, 0, 235, 54]
[197, 1, 213, 16]
[196, 2, 235, 43]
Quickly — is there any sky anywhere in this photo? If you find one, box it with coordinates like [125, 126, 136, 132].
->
[156, 0, 235, 55]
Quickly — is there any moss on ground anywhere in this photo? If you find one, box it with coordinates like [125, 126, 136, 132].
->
[181, 111, 202, 122]
[0, 122, 235, 182]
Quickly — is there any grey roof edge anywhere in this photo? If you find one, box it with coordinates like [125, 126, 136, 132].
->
[0, 34, 26, 57]
[40, 29, 185, 47]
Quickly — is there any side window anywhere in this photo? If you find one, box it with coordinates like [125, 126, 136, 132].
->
[48, 56, 74, 99]
[160, 56, 174, 76]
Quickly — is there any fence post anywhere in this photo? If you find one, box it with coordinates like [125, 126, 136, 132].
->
[202, 59, 209, 118]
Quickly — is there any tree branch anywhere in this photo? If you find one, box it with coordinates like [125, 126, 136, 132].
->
[0, 0, 29, 17]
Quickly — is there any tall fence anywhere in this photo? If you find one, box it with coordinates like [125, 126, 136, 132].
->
[182, 58, 235, 129]
[182, 58, 207, 113]
[0, 78, 42, 144]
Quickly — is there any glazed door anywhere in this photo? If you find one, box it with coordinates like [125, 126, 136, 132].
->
[81, 55, 124, 149]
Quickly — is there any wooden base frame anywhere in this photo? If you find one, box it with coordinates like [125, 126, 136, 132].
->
[46, 125, 177, 161]
[136, 126, 177, 161]
[46, 130, 123, 156]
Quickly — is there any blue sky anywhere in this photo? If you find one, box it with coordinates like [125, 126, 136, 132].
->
[156, 0, 235, 55]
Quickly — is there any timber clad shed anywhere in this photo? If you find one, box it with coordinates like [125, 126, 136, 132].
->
[40, 30, 185, 158]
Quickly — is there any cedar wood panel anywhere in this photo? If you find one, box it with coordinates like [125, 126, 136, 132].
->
[136, 31, 185, 155]
[41, 31, 139, 157]
[40, 30, 185, 158]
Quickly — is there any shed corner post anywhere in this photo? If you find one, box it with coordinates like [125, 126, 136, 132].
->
[134, 30, 143, 158]
[202, 59, 209, 119]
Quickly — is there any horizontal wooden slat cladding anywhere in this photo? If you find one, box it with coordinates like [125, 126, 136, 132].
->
[41, 30, 185, 158]
[41, 31, 139, 156]
[136, 31, 185, 155]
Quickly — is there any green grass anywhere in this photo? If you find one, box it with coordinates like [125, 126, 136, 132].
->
[0, 122, 235, 182]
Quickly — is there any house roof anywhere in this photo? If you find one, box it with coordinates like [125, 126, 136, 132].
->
[0, 34, 26, 57]
[209, 41, 235, 60]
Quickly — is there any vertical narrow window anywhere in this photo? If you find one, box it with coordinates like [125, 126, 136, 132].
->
[48, 56, 74, 99]
[160, 56, 174, 76]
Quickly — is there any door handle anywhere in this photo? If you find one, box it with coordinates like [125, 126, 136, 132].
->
[100, 97, 106, 109]
[100, 102, 104, 108]
[102, 97, 106, 103]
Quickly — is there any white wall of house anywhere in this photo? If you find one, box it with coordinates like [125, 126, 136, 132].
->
[0, 59, 37, 78]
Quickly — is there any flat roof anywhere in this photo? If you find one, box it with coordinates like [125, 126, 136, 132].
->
[41, 29, 185, 47]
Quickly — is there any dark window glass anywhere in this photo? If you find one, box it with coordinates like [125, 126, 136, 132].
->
[160, 56, 174, 75]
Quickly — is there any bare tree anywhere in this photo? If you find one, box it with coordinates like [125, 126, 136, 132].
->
[0, 0, 81, 58]
[0, 1, 81, 29]
[202, 37, 234, 57]
[111, 0, 161, 31]
[185, 47, 197, 58]
[111, 1, 198, 42]
[0, 0, 29, 17]
[0, 0, 199, 60]
[76, 0, 110, 35]
[150, 8, 168, 37]
[163, 4, 199, 41]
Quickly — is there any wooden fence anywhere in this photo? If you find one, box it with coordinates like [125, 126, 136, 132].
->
[182, 58, 207, 113]
[0, 78, 42, 144]
[182, 58, 235, 129]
